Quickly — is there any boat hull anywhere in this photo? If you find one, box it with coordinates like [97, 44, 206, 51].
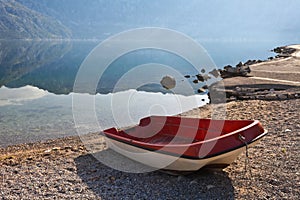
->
[104, 131, 266, 171]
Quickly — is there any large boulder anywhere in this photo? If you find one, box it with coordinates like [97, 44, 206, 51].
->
[160, 75, 176, 90]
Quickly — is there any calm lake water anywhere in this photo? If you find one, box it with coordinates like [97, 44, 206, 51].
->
[0, 38, 297, 147]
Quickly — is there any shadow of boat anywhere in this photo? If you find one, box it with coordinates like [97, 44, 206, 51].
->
[74, 149, 235, 199]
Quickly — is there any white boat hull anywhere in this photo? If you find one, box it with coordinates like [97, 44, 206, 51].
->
[104, 135, 262, 171]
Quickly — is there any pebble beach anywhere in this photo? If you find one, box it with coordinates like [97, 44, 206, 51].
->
[0, 99, 299, 199]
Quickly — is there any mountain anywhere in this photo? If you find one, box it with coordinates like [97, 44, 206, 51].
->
[15, 0, 154, 39]
[0, 0, 71, 39]
[1, 0, 300, 40]
[15, 0, 300, 41]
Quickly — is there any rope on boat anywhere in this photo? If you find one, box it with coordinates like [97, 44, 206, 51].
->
[238, 134, 253, 179]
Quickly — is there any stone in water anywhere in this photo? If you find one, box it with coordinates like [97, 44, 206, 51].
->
[160, 76, 176, 89]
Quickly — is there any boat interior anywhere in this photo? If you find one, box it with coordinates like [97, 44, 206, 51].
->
[104, 116, 256, 145]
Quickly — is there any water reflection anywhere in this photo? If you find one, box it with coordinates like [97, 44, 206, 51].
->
[0, 40, 72, 88]
[1, 40, 98, 94]
[0, 85, 208, 147]
[0, 40, 281, 95]
[1, 40, 209, 95]
[0, 85, 47, 106]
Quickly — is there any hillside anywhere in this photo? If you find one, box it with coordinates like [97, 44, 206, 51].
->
[0, 0, 71, 39]
[15, 0, 300, 40]
[15, 0, 150, 39]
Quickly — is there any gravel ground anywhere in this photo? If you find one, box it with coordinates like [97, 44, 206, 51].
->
[0, 98, 299, 199]
[181, 99, 300, 199]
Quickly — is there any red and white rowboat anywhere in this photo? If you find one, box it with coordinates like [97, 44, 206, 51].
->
[103, 116, 267, 171]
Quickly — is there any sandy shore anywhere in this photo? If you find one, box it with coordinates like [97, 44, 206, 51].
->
[1, 45, 300, 199]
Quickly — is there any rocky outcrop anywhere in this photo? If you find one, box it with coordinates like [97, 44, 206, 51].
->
[272, 46, 296, 57]
[231, 87, 300, 101]
[218, 45, 297, 79]
[209, 86, 300, 103]
[219, 63, 251, 78]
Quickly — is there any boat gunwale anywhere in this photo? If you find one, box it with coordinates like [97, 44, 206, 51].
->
[103, 118, 261, 148]
[104, 130, 268, 160]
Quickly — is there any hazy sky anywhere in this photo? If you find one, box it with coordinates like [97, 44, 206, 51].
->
[123, 0, 299, 41]
[131, 0, 300, 40]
